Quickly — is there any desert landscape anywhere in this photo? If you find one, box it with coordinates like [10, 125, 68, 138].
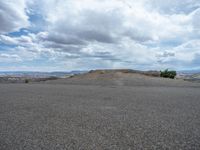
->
[1, 0, 200, 149]
[0, 70, 200, 149]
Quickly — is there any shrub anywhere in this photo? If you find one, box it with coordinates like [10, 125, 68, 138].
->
[160, 69, 177, 79]
[25, 79, 29, 83]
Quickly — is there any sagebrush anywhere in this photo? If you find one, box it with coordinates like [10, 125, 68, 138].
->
[160, 69, 176, 79]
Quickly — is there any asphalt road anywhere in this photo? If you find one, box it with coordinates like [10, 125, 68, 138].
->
[0, 83, 200, 149]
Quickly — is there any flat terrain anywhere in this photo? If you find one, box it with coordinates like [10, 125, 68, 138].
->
[0, 72, 200, 149]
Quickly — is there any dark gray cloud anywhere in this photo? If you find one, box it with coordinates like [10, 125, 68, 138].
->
[46, 33, 86, 45]
[62, 51, 125, 64]
[44, 42, 83, 52]
[124, 29, 153, 42]
[43, 8, 123, 47]
[156, 51, 175, 58]
[156, 51, 175, 64]
[0, 1, 29, 33]
[78, 30, 115, 43]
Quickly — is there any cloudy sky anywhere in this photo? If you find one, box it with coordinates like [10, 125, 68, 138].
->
[0, 0, 200, 71]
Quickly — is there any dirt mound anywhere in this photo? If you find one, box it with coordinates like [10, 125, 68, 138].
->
[73, 69, 160, 79]
[44, 69, 200, 87]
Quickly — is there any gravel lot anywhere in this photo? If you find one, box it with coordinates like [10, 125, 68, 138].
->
[0, 77, 200, 149]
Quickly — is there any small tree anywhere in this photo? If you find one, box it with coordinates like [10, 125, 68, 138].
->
[160, 69, 176, 79]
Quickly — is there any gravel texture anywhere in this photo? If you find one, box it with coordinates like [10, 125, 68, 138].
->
[0, 76, 200, 149]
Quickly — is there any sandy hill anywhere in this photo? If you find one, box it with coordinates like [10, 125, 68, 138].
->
[44, 69, 200, 87]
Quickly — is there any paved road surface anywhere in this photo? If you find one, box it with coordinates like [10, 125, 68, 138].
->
[0, 83, 200, 149]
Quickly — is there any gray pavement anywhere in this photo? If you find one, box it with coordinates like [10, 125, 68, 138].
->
[0, 83, 200, 149]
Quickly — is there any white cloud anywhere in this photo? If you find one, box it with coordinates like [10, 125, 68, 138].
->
[0, 53, 21, 62]
[0, 35, 18, 45]
[0, 0, 200, 71]
[144, 0, 200, 14]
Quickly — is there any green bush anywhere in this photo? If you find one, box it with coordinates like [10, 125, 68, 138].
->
[25, 79, 29, 83]
[160, 69, 177, 79]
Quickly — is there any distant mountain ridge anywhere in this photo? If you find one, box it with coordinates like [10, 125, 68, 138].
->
[1, 69, 200, 83]
[0, 71, 87, 78]
[177, 70, 200, 82]
[178, 69, 200, 75]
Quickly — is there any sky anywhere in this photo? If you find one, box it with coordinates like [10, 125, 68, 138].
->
[0, 0, 200, 71]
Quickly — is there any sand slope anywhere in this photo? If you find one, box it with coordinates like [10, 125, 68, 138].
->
[45, 69, 200, 87]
